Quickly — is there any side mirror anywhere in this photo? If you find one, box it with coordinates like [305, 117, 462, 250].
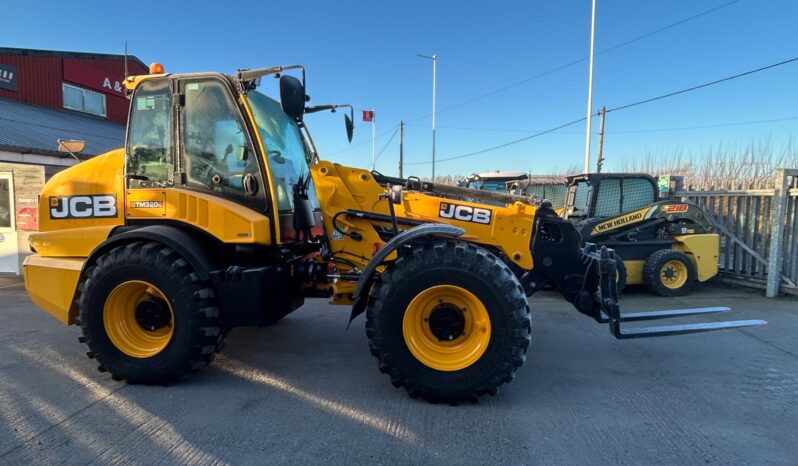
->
[345, 114, 354, 143]
[58, 139, 85, 154]
[279, 75, 306, 121]
[57, 139, 85, 161]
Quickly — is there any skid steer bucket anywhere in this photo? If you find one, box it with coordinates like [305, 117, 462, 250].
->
[595, 246, 767, 339]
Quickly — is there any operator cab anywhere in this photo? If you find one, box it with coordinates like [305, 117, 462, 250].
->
[124, 66, 352, 245]
[564, 173, 658, 221]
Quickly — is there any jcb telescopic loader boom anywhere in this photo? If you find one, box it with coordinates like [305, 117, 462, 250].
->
[22, 65, 765, 403]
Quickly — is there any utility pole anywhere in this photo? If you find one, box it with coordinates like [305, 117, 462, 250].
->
[399, 120, 404, 178]
[583, 0, 597, 173]
[417, 53, 437, 181]
[596, 106, 606, 173]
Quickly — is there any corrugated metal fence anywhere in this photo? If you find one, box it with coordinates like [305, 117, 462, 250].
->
[672, 168, 798, 297]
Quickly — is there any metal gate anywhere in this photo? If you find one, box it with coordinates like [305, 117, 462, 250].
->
[672, 169, 798, 297]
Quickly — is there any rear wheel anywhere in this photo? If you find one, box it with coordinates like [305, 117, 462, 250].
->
[366, 241, 531, 404]
[643, 249, 696, 297]
[77, 242, 224, 384]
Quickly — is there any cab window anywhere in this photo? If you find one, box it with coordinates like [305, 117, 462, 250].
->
[594, 178, 621, 217]
[127, 80, 173, 188]
[181, 79, 265, 208]
[621, 178, 655, 212]
[247, 91, 310, 212]
[570, 181, 591, 217]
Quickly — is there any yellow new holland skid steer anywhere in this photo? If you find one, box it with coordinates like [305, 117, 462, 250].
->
[23, 64, 764, 403]
[562, 173, 719, 296]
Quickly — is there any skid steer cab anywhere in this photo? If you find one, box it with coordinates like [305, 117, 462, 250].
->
[562, 173, 720, 297]
[22, 64, 765, 404]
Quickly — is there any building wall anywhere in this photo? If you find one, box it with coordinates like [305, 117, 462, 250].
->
[0, 52, 148, 123]
[0, 161, 46, 273]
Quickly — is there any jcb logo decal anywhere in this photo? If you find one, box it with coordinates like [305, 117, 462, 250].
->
[439, 202, 492, 225]
[49, 195, 117, 219]
[662, 203, 688, 213]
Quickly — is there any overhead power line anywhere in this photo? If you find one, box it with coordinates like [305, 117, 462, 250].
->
[325, 125, 398, 156]
[605, 56, 798, 113]
[405, 117, 587, 165]
[408, 0, 740, 122]
[607, 116, 798, 134]
[374, 126, 400, 162]
[408, 116, 798, 135]
[407, 55, 798, 165]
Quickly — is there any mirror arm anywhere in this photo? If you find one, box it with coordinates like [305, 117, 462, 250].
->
[305, 104, 352, 116]
[237, 65, 306, 92]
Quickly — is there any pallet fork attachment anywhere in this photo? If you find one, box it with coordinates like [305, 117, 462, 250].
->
[595, 246, 767, 339]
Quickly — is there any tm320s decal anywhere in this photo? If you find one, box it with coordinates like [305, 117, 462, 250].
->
[49, 195, 117, 219]
[438, 202, 492, 224]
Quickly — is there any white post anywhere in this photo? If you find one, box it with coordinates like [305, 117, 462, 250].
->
[431, 54, 437, 182]
[417, 53, 438, 181]
[583, 0, 597, 174]
[371, 109, 376, 171]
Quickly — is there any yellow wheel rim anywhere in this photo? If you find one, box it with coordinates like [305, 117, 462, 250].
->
[402, 285, 491, 372]
[660, 260, 688, 289]
[103, 280, 174, 358]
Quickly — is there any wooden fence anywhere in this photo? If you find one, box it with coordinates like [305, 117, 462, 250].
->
[672, 168, 798, 297]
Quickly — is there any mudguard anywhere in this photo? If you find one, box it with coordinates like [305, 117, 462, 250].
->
[85, 225, 216, 280]
[348, 223, 465, 324]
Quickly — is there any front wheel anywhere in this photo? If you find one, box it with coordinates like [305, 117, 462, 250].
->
[365, 241, 531, 404]
[77, 241, 224, 384]
[643, 249, 697, 297]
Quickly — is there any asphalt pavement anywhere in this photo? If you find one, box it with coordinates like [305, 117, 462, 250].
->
[0, 275, 796, 465]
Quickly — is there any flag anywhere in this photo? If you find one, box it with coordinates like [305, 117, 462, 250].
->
[362, 110, 374, 122]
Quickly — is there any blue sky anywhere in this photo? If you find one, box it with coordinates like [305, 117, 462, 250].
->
[2, 0, 796, 177]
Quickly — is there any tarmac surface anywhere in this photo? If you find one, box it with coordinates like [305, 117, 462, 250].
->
[0, 274, 796, 465]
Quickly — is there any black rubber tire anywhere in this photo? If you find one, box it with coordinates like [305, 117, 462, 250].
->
[77, 241, 224, 384]
[365, 241, 531, 404]
[615, 256, 627, 294]
[643, 249, 697, 297]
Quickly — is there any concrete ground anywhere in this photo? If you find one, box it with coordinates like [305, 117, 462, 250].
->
[0, 275, 796, 465]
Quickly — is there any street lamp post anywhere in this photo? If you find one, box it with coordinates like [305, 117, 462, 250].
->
[583, 0, 597, 173]
[418, 53, 437, 181]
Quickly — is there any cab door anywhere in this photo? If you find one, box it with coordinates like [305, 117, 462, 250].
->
[0, 172, 19, 274]
[176, 77, 269, 214]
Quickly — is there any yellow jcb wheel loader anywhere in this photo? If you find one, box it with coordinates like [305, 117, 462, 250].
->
[561, 173, 719, 297]
[22, 64, 764, 403]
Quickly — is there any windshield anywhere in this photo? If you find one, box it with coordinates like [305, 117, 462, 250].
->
[247, 91, 311, 212]
[481, 180, 508, 193]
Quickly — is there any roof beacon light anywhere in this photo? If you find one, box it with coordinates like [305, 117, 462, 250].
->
[149, 62, 164, 74]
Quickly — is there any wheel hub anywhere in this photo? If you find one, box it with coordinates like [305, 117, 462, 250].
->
[428, 304, 466, 341]
[135, 298, 171, 331]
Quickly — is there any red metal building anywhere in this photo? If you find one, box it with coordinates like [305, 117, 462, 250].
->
[0, 47, 148, 124]
[0, 48, 148, 274]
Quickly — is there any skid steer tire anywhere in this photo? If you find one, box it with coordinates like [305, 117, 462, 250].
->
[365, 241, 531, 404]
[615, 256, 627, 294]
[643, 249, 697, 297]
[77, 241, 224, 384]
